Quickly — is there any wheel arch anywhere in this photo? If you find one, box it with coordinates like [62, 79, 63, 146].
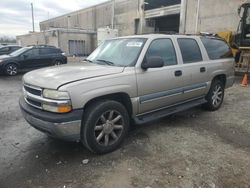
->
[4, 61, 20, 68]
[83, 92, 133, 117]
[212, 74, 226, 87]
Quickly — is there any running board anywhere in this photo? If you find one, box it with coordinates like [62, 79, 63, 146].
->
[133, 98, 207, 124]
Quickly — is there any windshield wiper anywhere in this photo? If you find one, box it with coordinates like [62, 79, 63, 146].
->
[96, 59, 115, 66]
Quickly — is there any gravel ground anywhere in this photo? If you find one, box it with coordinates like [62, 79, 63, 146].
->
[0, 74, 250, 188]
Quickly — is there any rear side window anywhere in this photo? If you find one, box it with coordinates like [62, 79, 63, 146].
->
[146, 39, 177, 66]
[201, 38, 233, 59]
[177, 38, 203, 64]
[39, 48, 60, 55]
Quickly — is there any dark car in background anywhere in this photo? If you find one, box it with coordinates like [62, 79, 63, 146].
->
[0, 45, 21, 55]
[0, 45, 67, 76]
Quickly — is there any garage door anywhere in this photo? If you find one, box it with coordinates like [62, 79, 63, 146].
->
[68, 40, 85, 56]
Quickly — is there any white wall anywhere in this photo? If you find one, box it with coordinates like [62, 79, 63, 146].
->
[185, 0, 244, 34]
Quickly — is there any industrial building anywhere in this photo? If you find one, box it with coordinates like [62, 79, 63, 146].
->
[17, 0, 243, 56]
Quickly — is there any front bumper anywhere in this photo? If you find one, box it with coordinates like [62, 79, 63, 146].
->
[19, 97, 83, 141]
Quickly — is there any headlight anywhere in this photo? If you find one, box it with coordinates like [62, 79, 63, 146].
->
[43, 89, 70, 100]
[42, 89, 72, 113]
[0, 60, 3, 63]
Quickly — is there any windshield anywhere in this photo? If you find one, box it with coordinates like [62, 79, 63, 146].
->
[10, 47, 31, 56]
[87, 38, 147, 67]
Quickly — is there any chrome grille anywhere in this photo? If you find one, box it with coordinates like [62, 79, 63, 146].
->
[24, 85, 42, 96]
[22, 83, 71, 111]
[23, 84, 43, 109]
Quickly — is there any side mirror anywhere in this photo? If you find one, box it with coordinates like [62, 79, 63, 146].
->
[141, 56, 164, 70]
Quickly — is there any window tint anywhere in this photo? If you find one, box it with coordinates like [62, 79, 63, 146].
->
[40, 48, 52, 55]
[146, 39, 177, 66]
[0, 47, 10, 52]
[40, 48, 61, 55]
[177, 38, 203, 64]
[201, 38, 233, 59]
[24, 49, 39, 57]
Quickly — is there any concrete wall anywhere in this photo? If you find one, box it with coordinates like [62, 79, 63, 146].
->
[113, 0, 141, 36]
[58, 31, 94, 55]
[185, 0, 244, 34]
[40, 2, 113, 32]
[16, 30, 94, 55]
[40, 0, 142, 37]
[16, 32, 47, 47]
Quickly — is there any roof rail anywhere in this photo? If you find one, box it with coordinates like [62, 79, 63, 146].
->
[27, 44, 57, 48]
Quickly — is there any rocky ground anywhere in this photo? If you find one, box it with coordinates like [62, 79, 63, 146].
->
[0, 74, 250, 188]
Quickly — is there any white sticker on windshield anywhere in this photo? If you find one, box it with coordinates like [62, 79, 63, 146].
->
[126, 42, 143, 47]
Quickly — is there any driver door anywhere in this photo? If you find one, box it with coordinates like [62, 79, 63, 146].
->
[21, 49, 41, 70]
[136, 38, 186, 114]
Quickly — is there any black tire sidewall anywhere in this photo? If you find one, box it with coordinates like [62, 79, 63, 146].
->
[5, 63, 18, 76]
[54, 60, 62, 65]
[81, 100, 130, 154]
[205, 80, 225, 111]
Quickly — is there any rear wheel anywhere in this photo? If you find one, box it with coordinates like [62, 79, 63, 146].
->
[54, 60, 62, 65]
[204, 80, 224, 111]
[81, 100, 130, 154]
[5, 63, 18, 76]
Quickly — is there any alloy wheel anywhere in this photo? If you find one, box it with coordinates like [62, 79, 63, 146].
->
[6, 64, 17, 76]
[94, 110, 124, 146]
[211, 84, 223, 107]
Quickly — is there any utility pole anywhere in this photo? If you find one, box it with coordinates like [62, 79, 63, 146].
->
[31, 3, 35, 32]
[111, 0, 115, 29]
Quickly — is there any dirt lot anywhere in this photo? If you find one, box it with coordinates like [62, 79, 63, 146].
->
[0, 74, 250, 188]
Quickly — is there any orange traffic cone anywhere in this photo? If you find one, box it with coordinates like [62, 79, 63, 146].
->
[241, 74, 248, 87]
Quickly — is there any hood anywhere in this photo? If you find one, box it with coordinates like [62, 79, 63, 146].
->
[0, 55, 11, 60]
[23, 62, 125, 89]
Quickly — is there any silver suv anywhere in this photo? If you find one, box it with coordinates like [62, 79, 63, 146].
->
[19, 34, 235, 154]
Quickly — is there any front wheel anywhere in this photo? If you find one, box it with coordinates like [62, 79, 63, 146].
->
[204, 80, 225, 111]
[81, 100, 130, 154]
[5, 63, 18, 76]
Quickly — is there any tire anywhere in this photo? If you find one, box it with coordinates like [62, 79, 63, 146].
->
[5, 63, 18, 76]
[81, 100, 130, 154]
[203, 80, 225, 111]
[54, 60, 62, 65]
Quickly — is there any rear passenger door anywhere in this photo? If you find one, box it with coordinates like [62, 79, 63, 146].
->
[136, 38, 186, 114]
[177, 38, 209, 100]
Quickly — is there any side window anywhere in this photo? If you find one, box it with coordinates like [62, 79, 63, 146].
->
[39, 48, 53, 55]
[24, 49, 39, 57]
[146, 39, 177, 66]
[201, 38, 233, 59]
[177, 38, 203, 64]
[51, 48, 61, 54]
[0, 47, 9, 52]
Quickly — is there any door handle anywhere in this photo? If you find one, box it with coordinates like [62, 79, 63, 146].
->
[200, 67, 206, 73]
[175, 70, 182, 77]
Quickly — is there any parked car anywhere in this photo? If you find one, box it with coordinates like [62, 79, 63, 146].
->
[19, 34, 235, 154]
[0, 45, 21, 55]
[0, 45, 67, 76]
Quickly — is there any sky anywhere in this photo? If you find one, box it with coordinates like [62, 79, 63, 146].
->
[0, 0, 108, 38]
